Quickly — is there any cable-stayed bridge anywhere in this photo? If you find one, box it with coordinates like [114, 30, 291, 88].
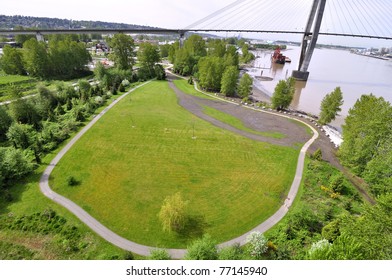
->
[1, 0, 391, 80]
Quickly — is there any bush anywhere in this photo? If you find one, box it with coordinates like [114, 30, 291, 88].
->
[149, 249, 171, 260]
[329, 174, 346, 194]
[185, 234, 218, 260]
[246, 231, 268, 259]
[311, 148, 323, 161]
[66, 176, 78, 186]
[218, 243, 243, 260]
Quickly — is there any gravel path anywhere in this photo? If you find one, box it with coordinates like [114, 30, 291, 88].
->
[39, 78, 319, 259]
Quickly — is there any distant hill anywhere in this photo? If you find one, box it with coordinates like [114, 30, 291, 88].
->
[0, 15, 156, 30]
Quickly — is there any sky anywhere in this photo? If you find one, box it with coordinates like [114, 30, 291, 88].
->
[2, 0, 391, 48]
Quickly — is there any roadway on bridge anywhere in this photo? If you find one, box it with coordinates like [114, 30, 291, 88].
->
[39, 77, 318, 259]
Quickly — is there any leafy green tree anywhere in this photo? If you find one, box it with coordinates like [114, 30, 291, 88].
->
[246, 231, 268, 259]
[208, 39, 226, 57]
[319, 87, 344, 125]
[0, 45, 26, 75]
[363, 135, 392, 195]
[149, 249, 171, 260]
[138, 42, 160, 76]
[154, 64, 166, 80]
[0, 106, 13, 142]
[6, 122, 37, 150]
[224, 45, 239, 67]
[0, 147, 34, 188]
[94, 61, 107, 81]
[185, 234, 218, 260]
[340, 193, 392, 259]
[271, 77, 295, 110]
[108, 34, 135, 70]
[197, 56, 225, 91]
[158, 192, 188, 233]
[184, 35, 207, 58]
[9, 98, 41, 127]
[221, 66, 239, 97]
[159, 44, 171, 58]
[14, 26, 35, 45]
[339, 94, 392, 175]
[237, 73, 253, 99]
[241, 44, 255, 64]
[173, 48, 195, 76]
[77, 80, 92, 102]
[218, 243, 244, 260]
[34, 85, 58, 121]
[23, 38, 50, 79]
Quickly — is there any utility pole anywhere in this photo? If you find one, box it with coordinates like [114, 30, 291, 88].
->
[292, 0, 326, 81]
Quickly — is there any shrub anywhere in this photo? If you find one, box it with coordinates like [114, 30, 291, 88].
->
[246, 231, 268, 259]
[66, 176, 78, 186]
[149, 249, 171, 260]
[185, 234, 218, 260]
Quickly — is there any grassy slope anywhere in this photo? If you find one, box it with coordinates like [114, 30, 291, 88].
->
[50, 80, 299, 248]
[0, 93, 134, 259]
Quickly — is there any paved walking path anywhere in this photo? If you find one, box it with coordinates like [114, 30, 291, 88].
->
[39, 78, 318, 259]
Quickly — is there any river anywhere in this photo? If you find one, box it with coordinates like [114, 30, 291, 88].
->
[247, 45, 392, 130]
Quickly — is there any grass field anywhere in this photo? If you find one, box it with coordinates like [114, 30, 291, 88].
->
[50, 80, 299, 248]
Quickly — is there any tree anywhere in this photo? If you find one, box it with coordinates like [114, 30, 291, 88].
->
[0, 147, 34, 189]
[9, 98, 41, 127]
[271, 77, 295, 110]
[339, 94, 392, 175]
[0, 106, 13, 142]
[197, 56, 225, 91]
[221, 66, 239, 97]
[23, 38, 50, 79]
[363, 135, 392, 195]
[319, 87, 344, 125]
[138, 42, 160, 76]
[185, 234, 218, 260]
[246, 231, 268, 259]
[237, 73, 253, 99]
[158, 192, 188, 232]
[108, 34, 135, 70]
[6, 122, 37, 150]
[0, 45, 26, 75]
[339, 193, 392, 259]
[154, 64, 166, 80]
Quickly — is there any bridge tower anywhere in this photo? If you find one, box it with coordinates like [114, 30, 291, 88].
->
[292, 0, 326, 81]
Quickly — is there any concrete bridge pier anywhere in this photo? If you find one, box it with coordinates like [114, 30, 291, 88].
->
[292, 0, 326, 81]
[179, 31, 185, 48]
[36, 32, 45, 41]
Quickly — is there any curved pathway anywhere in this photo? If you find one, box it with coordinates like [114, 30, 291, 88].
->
[39, 78, 318, 259]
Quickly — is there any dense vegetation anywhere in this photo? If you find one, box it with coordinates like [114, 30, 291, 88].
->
[339, 94, 392, 196]
[0, 37, 91, 80]
[0, 31, 390, 260]
[169, 35, 254, 98]
[0, 15, 154, 30]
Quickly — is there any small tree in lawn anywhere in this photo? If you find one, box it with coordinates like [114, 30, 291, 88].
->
[246, 231, 268, 259]
[319, 87, 344, 125]
[271, 77, 295, 110]
[237, 73, 253, 99]
[159, 192, 188, 233]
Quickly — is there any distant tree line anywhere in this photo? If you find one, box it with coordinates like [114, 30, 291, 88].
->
[167, 35, 255, 99]
[0, 36, 92, 80]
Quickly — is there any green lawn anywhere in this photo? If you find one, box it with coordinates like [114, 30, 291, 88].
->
[173, 79, 215, 100]
[50, 80, 299, 248]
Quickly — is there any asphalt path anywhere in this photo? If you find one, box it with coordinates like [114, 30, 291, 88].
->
[39, 78, 318, 259]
